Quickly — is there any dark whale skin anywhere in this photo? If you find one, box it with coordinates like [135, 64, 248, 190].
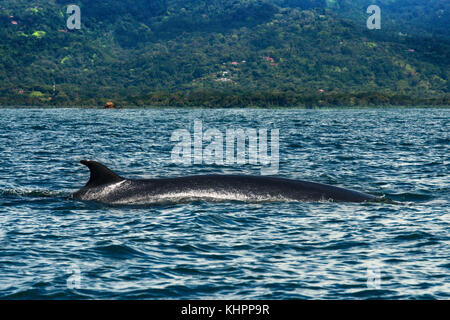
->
[71, 160, 376, 204]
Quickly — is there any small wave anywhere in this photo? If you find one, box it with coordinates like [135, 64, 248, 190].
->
[438, 263, 450, 269]
[392, 231, 436, 242]
[370, 195, 401, 204]
[322, 241, 369, 250]
[91, 244, 147, 259]
[0, 188, 68, 198]
[384, 192, 435, 202]
[1, 286, 91, 300]
[350, 289, 400, 299]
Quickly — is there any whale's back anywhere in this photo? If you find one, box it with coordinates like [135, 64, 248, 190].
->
[71, 161, 376, 204]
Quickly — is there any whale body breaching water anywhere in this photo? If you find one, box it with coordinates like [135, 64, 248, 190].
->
[71, 160, 376, 204]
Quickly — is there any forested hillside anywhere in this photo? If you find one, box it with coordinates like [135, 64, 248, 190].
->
[0, 0, 448, 107]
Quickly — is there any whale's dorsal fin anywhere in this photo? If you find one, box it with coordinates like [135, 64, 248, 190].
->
[80, 160, 124, 188]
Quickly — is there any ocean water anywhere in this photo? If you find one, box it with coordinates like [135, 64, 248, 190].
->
[0, 107, 448, 299]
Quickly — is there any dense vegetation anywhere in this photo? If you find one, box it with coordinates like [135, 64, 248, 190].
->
[0, 0, 448, 107]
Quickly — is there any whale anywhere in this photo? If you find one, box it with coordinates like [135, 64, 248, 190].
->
[71, 160, 376, 204]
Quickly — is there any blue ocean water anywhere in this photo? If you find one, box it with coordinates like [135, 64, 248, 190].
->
[0, 108, 448, 299]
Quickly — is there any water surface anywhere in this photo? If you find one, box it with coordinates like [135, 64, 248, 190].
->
[0, 108, 448, 299]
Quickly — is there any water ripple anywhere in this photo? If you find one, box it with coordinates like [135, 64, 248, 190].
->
[0, 108, 448, 299]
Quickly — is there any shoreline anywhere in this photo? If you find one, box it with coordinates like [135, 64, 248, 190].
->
[1, 93, 448, 109]
[1, 105, 449, 109]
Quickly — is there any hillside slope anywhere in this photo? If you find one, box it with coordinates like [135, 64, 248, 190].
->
[0, 0, 448, 106]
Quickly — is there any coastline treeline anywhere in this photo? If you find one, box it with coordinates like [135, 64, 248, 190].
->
[1, 90, 448, 108]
